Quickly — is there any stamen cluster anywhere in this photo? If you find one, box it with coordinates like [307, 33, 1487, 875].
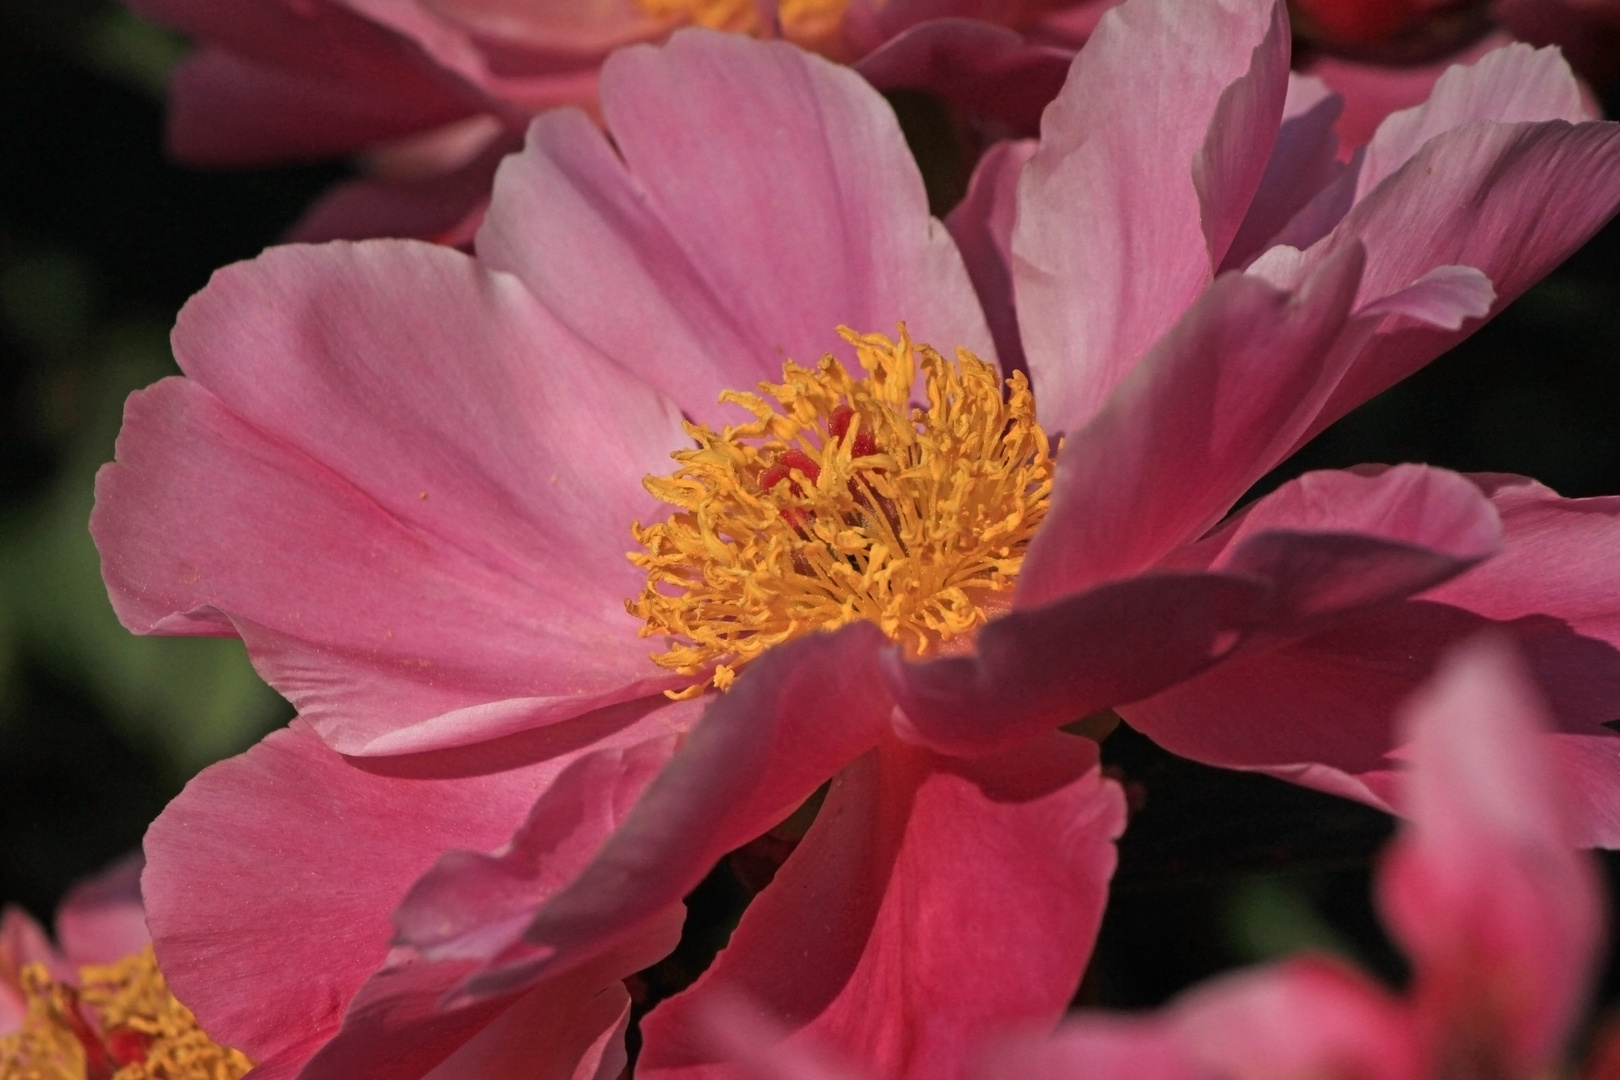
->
[0, 947, 253, 1080]
[628, 326, 1055, 697]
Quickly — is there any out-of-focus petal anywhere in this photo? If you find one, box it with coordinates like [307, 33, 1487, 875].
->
[1380, 637, 1605, 1077]
[477, 30, 990, 427]
[638, 735, 1124, 1080]
[1015, 0, 1288, 435]
[166, 46, 485, 166]
[855, 20, 1072, 132]
[93, 243, 689, 754]
[54, 852, 149, 966]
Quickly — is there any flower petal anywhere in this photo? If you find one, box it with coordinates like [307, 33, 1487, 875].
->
[1015, 0, 1288, 434]
[638, 735, 1125, 1080]
[1379, 636, 1605, 1076]
[455, 625, 896, 1000]
[1356, 43, 1593, 203]
[141, 699, 691, 1076]
[55, 852, 149, 966]
[1295, 118, 1620, 442]
[945, 139, 1036, 379]
[1018, 244, 1364, 604]
[885, 572, 1273, 758]
[93, 242, 689, 753]
[854, 20, 1073, 133]
[477, 30, 990, 427]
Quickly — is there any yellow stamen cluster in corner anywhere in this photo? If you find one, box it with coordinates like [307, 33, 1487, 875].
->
[628, 326, 1055, 698]
[635, 0, 853, 53]
[0, 946, 253, 1080]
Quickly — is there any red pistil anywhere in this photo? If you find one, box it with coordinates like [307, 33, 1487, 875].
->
[828, 405, 878, 457]
[105, 1026, 154, 1067]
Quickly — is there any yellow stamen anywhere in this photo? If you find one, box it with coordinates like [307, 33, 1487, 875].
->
[0, 946, 253, 1080]
[634, 0, 854, 54]
[628, 326, 1055, 698]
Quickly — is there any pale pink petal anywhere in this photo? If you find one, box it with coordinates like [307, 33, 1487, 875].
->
[93, 242, 690, 753]
[638, 736, 1125, 1080]
[1356, 43, 1593, 202]
[1305, 32, 1512, 152]
[1356, 264, 1493, 327]
[478, 30, 990, 427]
[452, 625, 895, 1000]
[1379, 637, 1605, 1076]
[1293, 119, 1620, 443]
[1221, 74, 1349, 271]
[55, 852, 148, 966]
[1015, 0, 1288, 434]
[1547, 734, 1620, 849]
[945, 139, 1036, 378]
[854, 20, 1072, 132]
[884, 572, 1273, 758]
[1171, 956, 1422, 1080]
[141, 699, 693, 1076]
[1018, 246, 1363, 603]
[166, 47, 485, 166]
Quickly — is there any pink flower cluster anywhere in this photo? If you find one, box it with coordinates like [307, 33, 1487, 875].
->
[78, 0, 1620, 1077]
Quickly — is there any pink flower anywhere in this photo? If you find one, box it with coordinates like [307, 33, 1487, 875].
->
[979, 635, 1610, 1080]
[92, 0, 1620, 1076]
[125, 0, 1116, 243]
[1, 855, 148, 1035]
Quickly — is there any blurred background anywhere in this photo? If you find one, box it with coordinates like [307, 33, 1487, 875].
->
[3, 0, 1619, 1032]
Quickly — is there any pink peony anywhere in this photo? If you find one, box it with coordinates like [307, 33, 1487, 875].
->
[126, 0, 1118, 243]
[978, 635, 1611, 1080]
[93, 0, 1620, 1076]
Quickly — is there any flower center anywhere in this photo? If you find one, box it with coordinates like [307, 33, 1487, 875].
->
[634, 0, 853, 54]
[628, 326, 1054, 698]
[0, 946, 252, 1080]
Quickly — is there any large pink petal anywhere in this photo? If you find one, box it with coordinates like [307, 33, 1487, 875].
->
[1014, 0, 1288, 435]
[1199, 465, 1501, 632]
[854, 20, 1072, 133]
[477, 30, 990, 427]
[450, 625, 895, 1000]
[141, 698, 694, 1077]
[945, 139, 1036, 379]
[165, 47, 485, 166]
[638, 735, 1125, 1080]
[1355, 43, 1593, 203]
[1018, 245, 1364, 603]
[94, 242, 690, 753]
[884, 572, 1274, 758]
[54, 852, 149, 966]
[1292, 119, 1620, 442]
[1221, 74, 1349, 271]
[1379, 637, 1605, 1076]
